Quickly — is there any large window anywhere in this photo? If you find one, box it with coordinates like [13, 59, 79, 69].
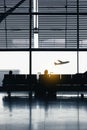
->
[32, 0, 77, 49]
[0, 52, 29, 74]
[79, 52, 87, 73]
[32, 51, 77, 74]
[0, 0, 87, 75]
[0, 0, 86, 49]
[0, 0, 30, 48]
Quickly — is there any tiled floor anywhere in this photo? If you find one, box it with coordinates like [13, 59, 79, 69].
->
[0, 92, 87, 130]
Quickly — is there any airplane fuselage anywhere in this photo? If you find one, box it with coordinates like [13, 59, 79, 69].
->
[54, 61, 69, 65]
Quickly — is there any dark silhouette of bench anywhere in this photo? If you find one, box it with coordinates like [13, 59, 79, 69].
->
[2, 74, 37, 91]
[2, 71, 87, 97]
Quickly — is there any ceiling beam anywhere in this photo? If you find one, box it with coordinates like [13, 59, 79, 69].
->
[0, 0, 26, 23]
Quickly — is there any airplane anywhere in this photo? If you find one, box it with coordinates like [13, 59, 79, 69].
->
[54, 60, 69, 65]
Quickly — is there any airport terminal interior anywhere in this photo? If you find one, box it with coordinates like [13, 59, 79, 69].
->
[0, 0, 87, 130]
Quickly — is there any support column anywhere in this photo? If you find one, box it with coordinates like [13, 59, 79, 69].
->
[77, 0, 79, 73]
[33, 0, 38, 48]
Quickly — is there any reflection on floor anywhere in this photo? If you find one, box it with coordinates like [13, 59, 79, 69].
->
[0, 92, 87, 130]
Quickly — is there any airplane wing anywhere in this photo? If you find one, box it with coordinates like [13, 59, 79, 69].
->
[54, 62, 57, 65]
[58, 60, 63, 63]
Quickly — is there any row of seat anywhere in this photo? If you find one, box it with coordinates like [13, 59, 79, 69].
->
[39, 73, 85, 86]
[2, 72, 87, 92]
[2, 74, 37, 90]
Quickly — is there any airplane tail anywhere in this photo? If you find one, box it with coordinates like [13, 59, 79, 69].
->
[54, 62, 57, 65]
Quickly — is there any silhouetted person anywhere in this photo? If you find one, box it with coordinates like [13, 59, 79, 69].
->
[6, 70, 13, 98]
[43, 69, 49, 89]
[9, 70, 13, 75]
[44, 69, 48, 75]
[3, 70, 13, 87]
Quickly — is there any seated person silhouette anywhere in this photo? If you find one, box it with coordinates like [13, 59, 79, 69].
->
[44, 69, 48, 75]
[43, 69, 50, 86]
[9, 70, 13, 75]
[8, 70, 14, 85]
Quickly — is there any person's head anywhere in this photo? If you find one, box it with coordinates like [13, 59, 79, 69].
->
[9, 70, 13, 75]
[44, 69, 48, 75]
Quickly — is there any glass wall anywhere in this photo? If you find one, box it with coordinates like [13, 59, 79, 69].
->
[0, 0, 30, 48]
[32, 51, 77, 74]
[33, 0, 77, 49]
[0, 0, 87, 74]
[0, 0, 87, 49]
[79, 52, 87, 73]
[0, 52, 29, 74]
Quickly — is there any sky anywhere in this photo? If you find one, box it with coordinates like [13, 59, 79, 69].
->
[0, 52, 29, 74]
[32, 51, 77, 74]
[32, 51, 87, 74]
[0, 51, 86, 75]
